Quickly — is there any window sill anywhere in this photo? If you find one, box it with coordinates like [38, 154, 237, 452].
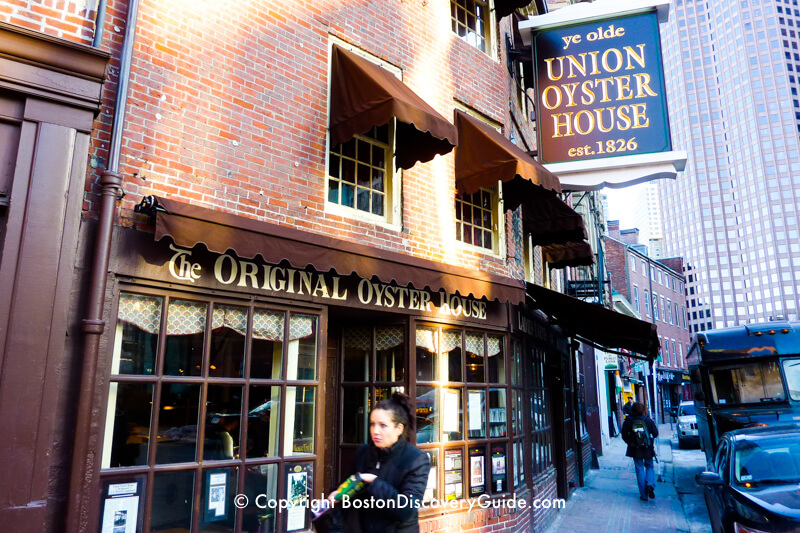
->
[455, 239, 505, 261]
[325, 201, 402, 233]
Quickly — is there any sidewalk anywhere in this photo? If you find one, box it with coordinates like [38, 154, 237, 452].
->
[544, 424, 691, 533]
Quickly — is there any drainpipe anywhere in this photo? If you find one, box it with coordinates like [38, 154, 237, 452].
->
[92, 0, 108, 48]
[67, 0, 138, 530]
[647, 261, 659, 422]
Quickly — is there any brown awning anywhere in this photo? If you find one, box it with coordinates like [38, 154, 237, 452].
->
[527, 283, 659, 360]
[496, 0, 536, 19]
[454, 110, 585, 247]
[542, 241, 595, 269]
[454, 109, 560, 201]
[148, 196, 525, 303]
[329, 44, 457, 170]
[521, 190, 588, 247]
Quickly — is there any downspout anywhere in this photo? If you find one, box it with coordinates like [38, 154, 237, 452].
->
[67, 0, 138, 530]
[92, 0, 108, 48]
[647, 260, 659, 422]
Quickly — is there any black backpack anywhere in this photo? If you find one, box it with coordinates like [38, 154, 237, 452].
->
[631, 418, 652, 448]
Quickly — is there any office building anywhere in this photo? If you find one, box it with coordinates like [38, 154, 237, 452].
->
[658, 0, 800, 330]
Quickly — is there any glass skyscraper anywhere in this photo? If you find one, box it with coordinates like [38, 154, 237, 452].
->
[659, 0, 800, 331]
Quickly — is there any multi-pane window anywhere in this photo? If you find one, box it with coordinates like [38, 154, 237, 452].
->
[102, 291, 320, 533]
[456, 189, 496, 251]
[415, 326, 509, 500]
[653, 295, 660, 320]
[451, 0, 491, 53]
[633, 286, 640, 313]
[510, 340, 525, 489]
[644, 290, 651, 317]
[328, 123, 393, 218]
[529, 347, 552, 477]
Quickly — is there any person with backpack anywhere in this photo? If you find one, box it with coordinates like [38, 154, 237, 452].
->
[621, 402, 659, 501]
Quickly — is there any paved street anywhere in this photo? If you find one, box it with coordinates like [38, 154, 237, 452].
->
[545, 424, 712, 533]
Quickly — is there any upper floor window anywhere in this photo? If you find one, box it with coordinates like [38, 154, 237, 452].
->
[644, 290, 651, 317]
[328, 123, 394, 219]
[633, 286, 640, 313]
[456, 188, 498, 252]
[653, 294, 659, 320]
[451, 0, 491, 53]
[631, 256, 637, 272]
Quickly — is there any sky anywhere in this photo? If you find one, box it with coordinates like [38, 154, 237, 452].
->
[602, 184, 642, 230]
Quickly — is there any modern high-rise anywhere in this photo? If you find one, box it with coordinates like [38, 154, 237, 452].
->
[632, 182, 664, 246]
[658, 0, 800, 331]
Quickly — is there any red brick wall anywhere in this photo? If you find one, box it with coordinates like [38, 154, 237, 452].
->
[1, 0, 96, 44]
[605, 236, 630, 301]
[5, 0, 537, 279]
[566, 449, 577, 492]
[418, 470, 558, 533]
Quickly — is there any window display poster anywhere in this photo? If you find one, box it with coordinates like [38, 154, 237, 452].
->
[206, 471, 227, 521]
[491, 445, 506, 493]
[444, 449, 463, 501]
[101, 481, 140, 533]
[286, 466, 309, 532]
[467, 391, 483, 432]
[469, 448, 485, 496]
[443, 390, 459, 433]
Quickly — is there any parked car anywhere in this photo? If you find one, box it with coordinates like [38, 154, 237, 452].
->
[676, 400, 700, 449]
[695, 424, 800, 533]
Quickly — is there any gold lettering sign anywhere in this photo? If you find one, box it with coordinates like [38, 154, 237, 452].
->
[534, 12, 671, 163]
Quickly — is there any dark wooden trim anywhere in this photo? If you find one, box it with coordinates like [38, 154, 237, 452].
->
[0, 21, 109, 80]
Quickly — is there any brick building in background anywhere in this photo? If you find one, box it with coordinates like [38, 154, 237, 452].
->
[605, 220, 692, 422]
[0, 1, 661, 532]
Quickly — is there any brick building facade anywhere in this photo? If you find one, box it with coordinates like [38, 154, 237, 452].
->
[0, 2, 665, 532]
[605, 220, 692, 420]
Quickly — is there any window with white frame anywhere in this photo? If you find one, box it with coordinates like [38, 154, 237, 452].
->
[328, 123, 393, 218]
[451, 0, 492, 54]
[631, 256, 637, 272]
[633, 286, 640, 313]
[456, 188, 499, 252]
[644, 290, 651, 317]
[653, 294, 660, 320]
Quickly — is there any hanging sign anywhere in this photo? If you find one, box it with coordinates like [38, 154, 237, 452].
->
[603, 351, 619, 370]
[534, 11, 671, 164]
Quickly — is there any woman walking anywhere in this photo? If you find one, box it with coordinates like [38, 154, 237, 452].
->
[331, 392, 430, 533]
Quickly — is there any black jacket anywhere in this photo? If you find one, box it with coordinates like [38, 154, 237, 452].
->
[343, 438, 430, 533]
[621, 414, 659, 460]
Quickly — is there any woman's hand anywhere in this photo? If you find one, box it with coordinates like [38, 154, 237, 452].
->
[327, 489, 339, 502]
[358, 473, 377, 483]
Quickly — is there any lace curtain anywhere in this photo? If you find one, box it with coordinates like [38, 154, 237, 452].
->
[117, 293, 314, 341]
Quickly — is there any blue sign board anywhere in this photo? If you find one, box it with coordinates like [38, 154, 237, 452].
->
[534, 11, 671, 164]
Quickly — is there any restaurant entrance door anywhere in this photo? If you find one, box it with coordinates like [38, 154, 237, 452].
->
[325, 312, 409, 494]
